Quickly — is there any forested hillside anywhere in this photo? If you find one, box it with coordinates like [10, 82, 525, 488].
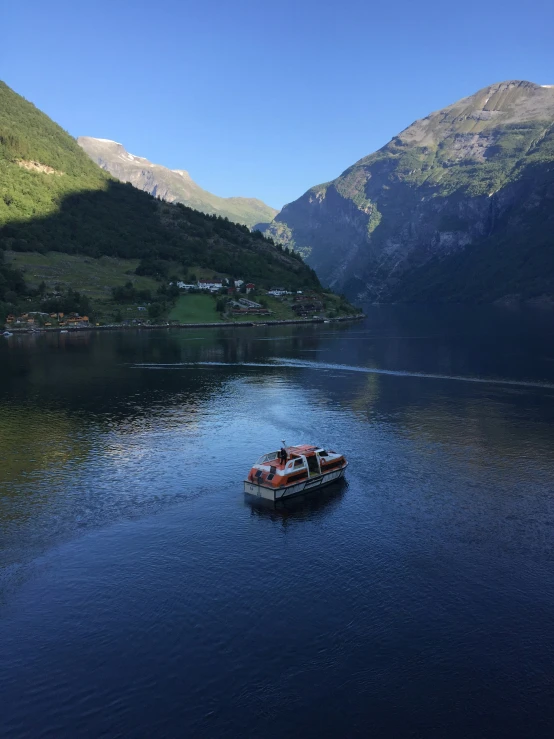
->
[0, 81, 318, 320]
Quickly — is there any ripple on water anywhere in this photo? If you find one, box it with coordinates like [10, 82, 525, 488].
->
[1, 310, 554, 737]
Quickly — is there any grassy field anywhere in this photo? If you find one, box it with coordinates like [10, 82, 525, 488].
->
[169, 294, 222, 323]
[5, 251, 159, 301]
[4, 251, 359, 326]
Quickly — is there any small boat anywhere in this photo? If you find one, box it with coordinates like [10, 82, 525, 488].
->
[2, 331, 13, 337]
[244, 442, 348, 501]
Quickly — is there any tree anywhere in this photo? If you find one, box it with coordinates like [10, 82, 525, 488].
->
[135, 257, 169, 279]
[167, 283, 180, 299]
[148, 302, 164, 320]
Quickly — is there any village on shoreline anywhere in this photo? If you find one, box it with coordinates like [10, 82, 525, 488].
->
[3, 313, 365, 336]
[3, 275, 361, 335]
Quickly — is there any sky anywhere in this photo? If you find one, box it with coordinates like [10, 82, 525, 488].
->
[3, 0, 554, 209]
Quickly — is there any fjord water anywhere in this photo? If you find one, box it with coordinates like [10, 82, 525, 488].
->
[1, 307, 554, 738]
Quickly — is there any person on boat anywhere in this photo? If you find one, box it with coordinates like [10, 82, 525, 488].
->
[280, 447, 287, 465]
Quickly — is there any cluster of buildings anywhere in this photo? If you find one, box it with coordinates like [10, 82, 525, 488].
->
[172, 279, 256, 294]
[5, 312, 90, 328]
[170, 279, 306, 300]
[291, 298, 324, 316]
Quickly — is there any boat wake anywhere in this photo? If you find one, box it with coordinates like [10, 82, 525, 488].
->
[131, 359, 554, 390]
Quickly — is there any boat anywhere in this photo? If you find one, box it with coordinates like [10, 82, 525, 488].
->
[244, 442, 348, 501]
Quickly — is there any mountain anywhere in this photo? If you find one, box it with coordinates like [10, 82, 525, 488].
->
[0, 80, 319, 315]
[78, 137, 278, 229]
[261, 81, 554, 302]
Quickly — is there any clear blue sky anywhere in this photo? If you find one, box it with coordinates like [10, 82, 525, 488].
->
[3, 0, 554, 209]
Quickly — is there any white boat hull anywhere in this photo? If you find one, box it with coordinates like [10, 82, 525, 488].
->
[244, 465, 347, 501]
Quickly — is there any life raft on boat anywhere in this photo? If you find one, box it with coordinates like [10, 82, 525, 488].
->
[244, 444, 348, 501]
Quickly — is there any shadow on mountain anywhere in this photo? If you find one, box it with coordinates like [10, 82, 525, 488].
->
[273, 153, 554, 302]
[1, 180, 316, 286]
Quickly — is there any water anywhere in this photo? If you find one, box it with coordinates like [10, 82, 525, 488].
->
[1, 306, 554, 738]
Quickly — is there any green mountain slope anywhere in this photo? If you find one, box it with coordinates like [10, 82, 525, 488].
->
[0, 81, 319, 317]
[78, 137, 278, 229]
[261, 80, 554, 302]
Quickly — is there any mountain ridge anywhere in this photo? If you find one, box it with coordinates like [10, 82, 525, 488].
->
[0, 80, 319, 319]
[261, 80, 554, 302]
[78, 136, 278, 228]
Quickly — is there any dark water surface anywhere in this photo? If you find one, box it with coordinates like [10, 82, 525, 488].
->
[1, 306, 554, 738]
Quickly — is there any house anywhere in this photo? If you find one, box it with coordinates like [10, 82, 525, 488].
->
[268, 287, 288, 297]
[138, 306, 147, 311]
[229, 300, 270, 315]
[66, 314, 90, 326]
[245, 283, 255, 293]
[292, 301, 323, 315]
[234, 280, 244, 287]
[198, 281, 223, 293]
[237, 298, 262, 309]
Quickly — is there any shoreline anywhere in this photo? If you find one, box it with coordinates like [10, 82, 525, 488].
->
[4, 313, 366, 335]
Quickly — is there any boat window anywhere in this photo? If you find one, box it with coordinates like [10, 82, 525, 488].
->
[257, 451, 279, 464]
[255, 470, 263, 478]
[294, 459, 304, 468]
[267, 473, 275, 481]
[270, 466, 276, 475]
[319, 450, 328, 457]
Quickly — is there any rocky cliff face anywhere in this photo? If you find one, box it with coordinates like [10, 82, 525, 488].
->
[262, 81, 554, 302]
[78, 137, 278, 229]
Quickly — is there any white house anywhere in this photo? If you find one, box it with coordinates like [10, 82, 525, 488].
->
[198, 281, 223, 292]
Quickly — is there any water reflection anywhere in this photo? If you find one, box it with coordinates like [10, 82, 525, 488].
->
[2, 307, 554, 738]
[1, 306, 554, 572]
[245, 480, 347, 526]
